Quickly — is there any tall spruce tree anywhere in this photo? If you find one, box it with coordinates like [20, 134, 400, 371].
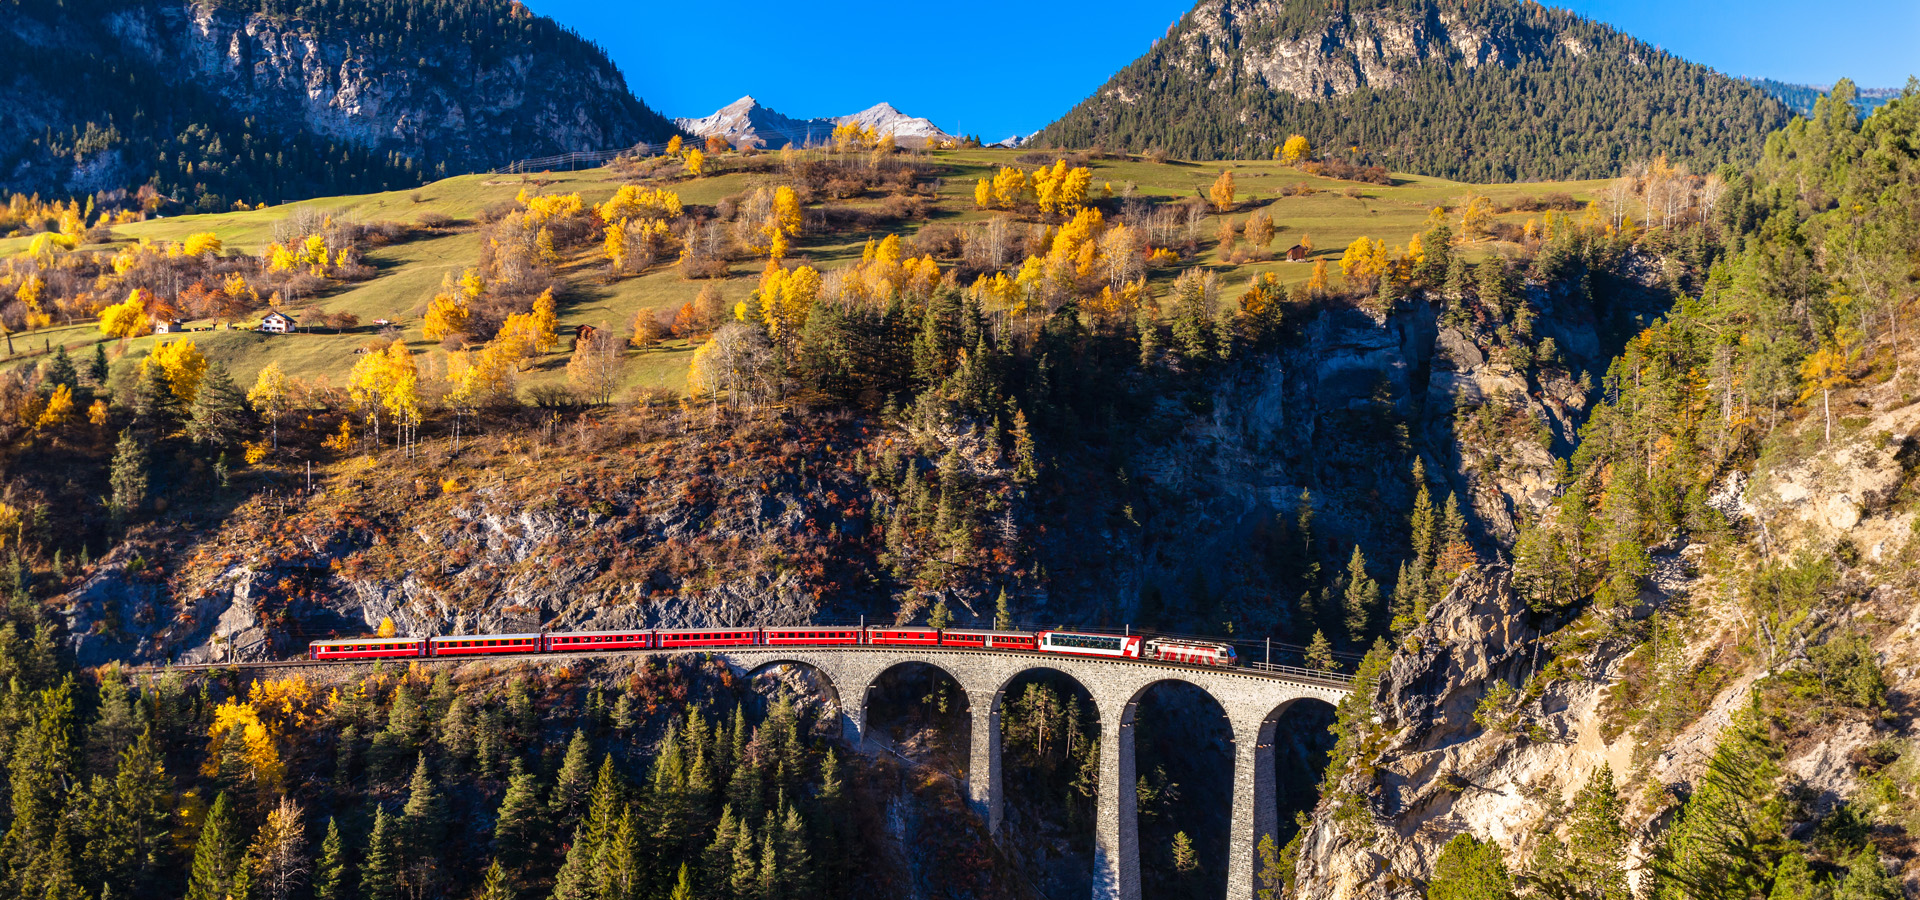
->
[493, 759, 542, 865]
[1342, 546, 1380, 643]
[1564, 765, 1629, 900]
[312, 818, 347, 900]
[1430, 834, 1516, 900]
[400, 755, 444, 898]
[186, 362, 250, 448]
[184, 792, 244, 900]
[1654, 702, 1786, 900]
[108, 430, 148, 522]
[360, 806, 398, 900]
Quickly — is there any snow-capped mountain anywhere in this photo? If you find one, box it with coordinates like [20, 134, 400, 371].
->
[674, 96, 953, 149]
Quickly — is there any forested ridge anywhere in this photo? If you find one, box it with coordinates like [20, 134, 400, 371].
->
[0, 0, 680, 215]
[1039, 0, 1791, 181]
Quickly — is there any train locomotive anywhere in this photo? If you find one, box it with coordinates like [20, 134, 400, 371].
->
[310, 625, 1237, 667]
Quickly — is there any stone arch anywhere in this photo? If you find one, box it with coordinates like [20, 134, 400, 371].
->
[1126, 677, 1235, 900]
[992, 664, 1106, 899]
[861, 659, 974, 765]
[741, 657, 846, 737]
[1236, 694, 1342, 899]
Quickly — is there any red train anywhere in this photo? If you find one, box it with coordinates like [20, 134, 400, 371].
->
[309, 626, 1237, 667]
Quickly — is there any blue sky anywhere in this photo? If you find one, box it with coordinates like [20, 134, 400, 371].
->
[529, 0, 1916, 141]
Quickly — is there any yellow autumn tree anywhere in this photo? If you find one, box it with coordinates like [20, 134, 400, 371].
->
[597, 185, 683, 223]
[1339, 236, 1390, 292]
[684, 149, 706, 176]
[973, 179, 993, 209]
[36, 385, 75, 431]
[530, 289, 559, 353]
[1280, 134, 1313, 166]
[143, 339, 209, 405]
[1308, 259, 1330, 295]
[99, 290, 150, 338]
[1033, 160, 1094, 215]
[1799, 327, 1861, 444]
[1459, 194, 1496, 240]
[424, 270, 480, 340]
[1208, 170, 1236, 212]
[183, 232, 223, 256]
[666, 135, 683, 155]
[248, 362, 292, 447]
[757, 261, 823, 339]
[205, 700, 286, 790]
[376, 616, 396, 636]
[990, 167, 1032, 209]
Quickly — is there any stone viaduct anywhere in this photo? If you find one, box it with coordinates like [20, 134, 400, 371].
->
[216, 646, 1349, 900]
[702, 647, 1351, 900]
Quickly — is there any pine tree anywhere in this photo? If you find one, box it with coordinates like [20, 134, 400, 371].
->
[186, 362, 250, 447]
[1010, 407, 1038, 483]
[1834, 848, 1897, 900]
[668, 862, 693, 900]
[927, 597, 953, 630]
[493, 759, 542, 865]
[88, 342, 110, 386]
[1654, 702, 1786, 900]
[551, 730, 595, 831]
[184, 792, 244, 900]
[1172, 830, 1199, 873]
[312, 818, 347, 900]
[1565, 765, 1629, 900]
[131, 361, 181, 432]
[1304, 630, 1339, 673]
[1389, 561, 1418, 637]
[360, 806, 398, 900]
[108, 430, 148, 522]
[41, 345, 79, 394]
[399, 755, 444, 898]
[1342, 546, 1380, 643]
[477, 859, 513, 900]
[994, 588, 1015, 631]
[1429, 835, 1515, 900]
[1409, 457, 1437, 569]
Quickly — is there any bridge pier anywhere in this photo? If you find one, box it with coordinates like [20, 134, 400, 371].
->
[1225, 709, 1282, 899]
[966, 688, 1004, 835]
[1092, 693, 1141, 900]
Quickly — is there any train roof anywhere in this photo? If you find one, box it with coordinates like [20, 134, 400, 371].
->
[545, 630, 653, 638]
[940, 629, 1035, 637]
[428, 633, 544, 642]
[312, 636, 425, 645]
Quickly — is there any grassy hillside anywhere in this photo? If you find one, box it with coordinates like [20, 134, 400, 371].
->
[3, 149, 1606, 396]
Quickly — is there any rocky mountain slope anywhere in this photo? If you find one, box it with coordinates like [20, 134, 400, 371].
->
[0, 0, 680, 211]
[1038, 0, 1790, 180]
[675, 96, 952, 149]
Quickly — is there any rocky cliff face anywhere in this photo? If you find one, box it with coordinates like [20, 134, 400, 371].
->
[0, 0, 680, 202]
[1290, 387, 1920, 898]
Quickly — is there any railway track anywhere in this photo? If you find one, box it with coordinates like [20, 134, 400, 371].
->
[128, 644, 1356, 691]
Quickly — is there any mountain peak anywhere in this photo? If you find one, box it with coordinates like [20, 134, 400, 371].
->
[1038, 0, 1788, 181]
[677, 98, 951, 148]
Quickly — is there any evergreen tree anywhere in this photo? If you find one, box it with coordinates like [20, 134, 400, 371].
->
[550, 729, 594, 831]
[1304, 630, 1339, 673]
[184, 792, 244, 900]
[360, 806, 398, 900]
[1833, 848, 1897, 900]
[1172, 830, 1198, 873]
[88, 342, 111, 386]
[1564, 765, 1629, 900]
[131, 362, 181, 433]
[399, 755, 444, 897]
[669, 862, 693, 900]
[41, 345, 79, 394]
[1342, 546, 1380, 643]
[994, 588, 1015, 631]
[1654, 702, 1786, 900]
[108, 430, 148, 522]
[312, 818, 347, 900]
[1409, 457, 1437, 568]
[1430, 835, 1516, 900]
[6, 680, 78, 895]
[1766, 852, 1825, 900]
[477, 860, 513, 900]
[927, 597, 953, 630]
[1389, 561, 1418, 637]
[186, 362, 250, 447]
[493, 759, 542, 865]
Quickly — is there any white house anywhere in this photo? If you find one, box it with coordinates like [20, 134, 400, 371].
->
[258, 311, 298, 334]
[152, 318, 186, 334]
